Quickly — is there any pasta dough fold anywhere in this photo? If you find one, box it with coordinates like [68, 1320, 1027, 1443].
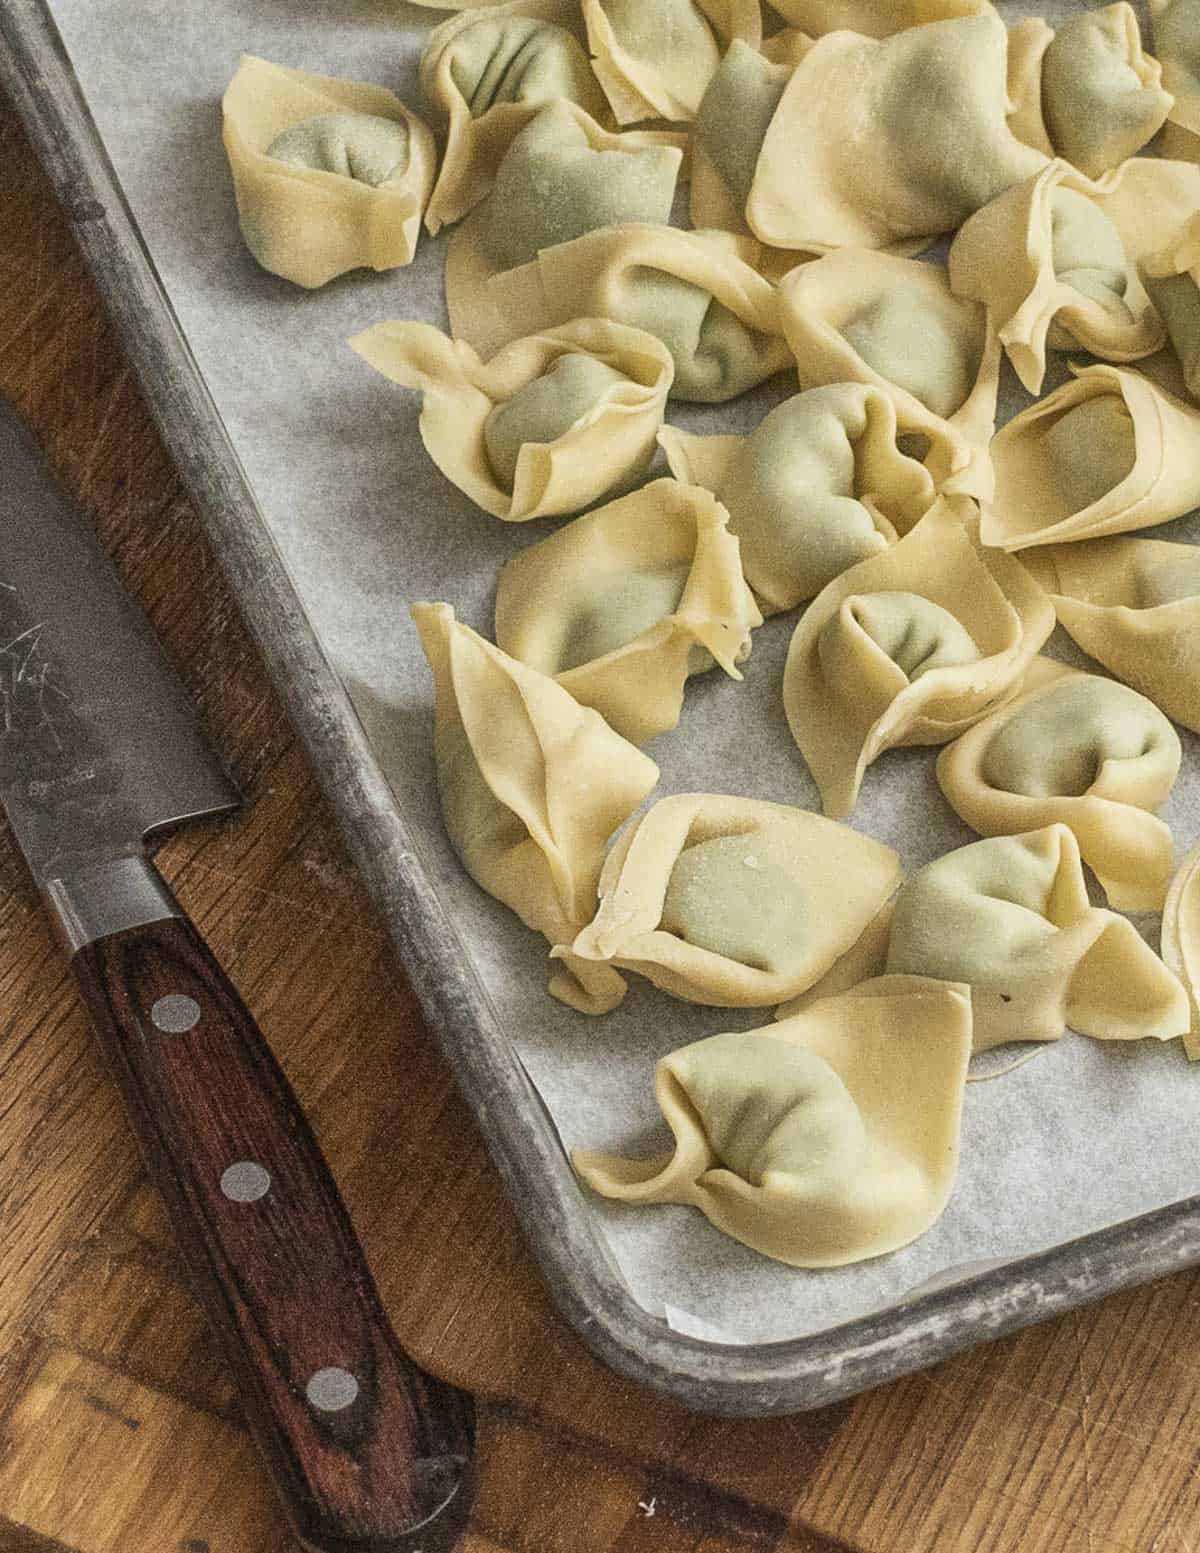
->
[658, 385, 935, 614]
[573, 976, 973, 1267]
[1163, 843, 1200, 1060]
[745, 16, 1048, 253]
[1020, 538, 1200, 735]
[582, 0, 762, 124]
[936, 659, 1182, 912]
[221, 55, 436, 288]
[349, 318, 672, 522]
[459, 224, 791, 400]
[563, 793, 901, 1010]
[782, 499, 1055, 820]
[948, 162, 1162, 396]
[985, 364, 1200, 552]
[412, 602, 659, 1013]
[493, 478, 762, 743]
[779, 252, 1001, 497]
[420, 1, 611, 233]
[884, 827, 1189, 1052]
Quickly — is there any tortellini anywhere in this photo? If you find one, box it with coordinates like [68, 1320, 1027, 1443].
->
[658, 385, 935, 614]
[1038, 4, 1172, 179]
[420, 1, 610, 233]
[349, 318, 673, 522]
[1152, 0, 1200, 161]
[782, 500, 1055, 820]
[412, 602, 659, 1014]
[467, 224, 792, 401]
[1020, 538, 1200, 736]
[948, 162, 1162, 396]
[573, 977, 973, 1268]
[493, 479, 762, 743]
[582, 0, 762, 124]
[936, 660, 1182, 912]
[744, 16, 1048, 253]
[470, 102, 683, 274]
[221, 56, 436, 288]
[563, 793, 901, 1011]
[764, 0, 993, 34]
[779, 253, 1001, 497]
[1164, 842, 1200, 1060]
[985, 364, 1200, 552]
[884, 827, 1190, 1052]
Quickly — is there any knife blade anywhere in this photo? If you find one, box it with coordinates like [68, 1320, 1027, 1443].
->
[0, 396, 474, 1552]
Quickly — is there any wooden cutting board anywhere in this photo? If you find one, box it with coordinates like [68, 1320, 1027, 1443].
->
[1, 91, 1198, 1553]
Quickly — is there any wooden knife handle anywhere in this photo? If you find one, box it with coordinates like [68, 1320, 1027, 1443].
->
[70, 904, 475, 1553]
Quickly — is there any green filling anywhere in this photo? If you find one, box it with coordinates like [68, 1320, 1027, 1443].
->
[483, 353, 629, 491]
[660, 834, 809, 975]
[558, 561, 691, 670]
[267, 112, 410, 186]
[1041, 397, 1136, 517]
[981, 677, 1172, 799]
[841, 287, 986, 421]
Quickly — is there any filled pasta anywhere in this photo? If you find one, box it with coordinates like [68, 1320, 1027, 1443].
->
[745, 15, 1048, 253]
[1163, 842, 1200, 1060]
[1152, 0, 1200, 161]
[884, 828, 1190, 1052]
[779, 252, 1001, 497]
[582, 0, 762, 124]
[1038, 4, 1172, 179]
[1019, 538, 1200, 735]
[573, 977, 973, 1267]
[349, 318, 673, 522]
[493, 478, 762, 743]
[782, 499, 1055, 821]
[936, 659, 1182, 912]
[563, 792, 901, 1010]
[948, 161, 1162, 396]
[984, 364, 1200, 552]
[658, 385, 935, 614]
[412, 601, 659, 1013]
[221, 55, 436, 288]
[420, 0, 611, 233]
[459, 223, 792, 400]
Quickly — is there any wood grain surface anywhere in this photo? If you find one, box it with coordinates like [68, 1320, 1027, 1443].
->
[2, 89, 1200, 1553]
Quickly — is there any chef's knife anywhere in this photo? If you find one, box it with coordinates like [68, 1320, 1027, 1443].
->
[0, 396, 474, 1552]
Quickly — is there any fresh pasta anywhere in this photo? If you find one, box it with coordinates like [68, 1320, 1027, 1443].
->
[222, 55, 436, 287]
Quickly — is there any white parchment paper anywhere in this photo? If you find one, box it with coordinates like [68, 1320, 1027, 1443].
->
[46, 0, 1200, 1345]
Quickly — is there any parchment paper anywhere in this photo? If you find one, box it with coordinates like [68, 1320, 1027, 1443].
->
[46, 0, 1200, 1345]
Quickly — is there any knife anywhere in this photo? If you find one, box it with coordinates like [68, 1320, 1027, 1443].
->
[0, 396, 475, 1552]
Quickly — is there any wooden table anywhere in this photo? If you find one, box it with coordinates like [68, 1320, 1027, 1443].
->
[2, 90, 1199, 1553]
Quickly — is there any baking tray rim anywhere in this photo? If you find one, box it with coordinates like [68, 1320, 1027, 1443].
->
[6, 0, 1200, 1416]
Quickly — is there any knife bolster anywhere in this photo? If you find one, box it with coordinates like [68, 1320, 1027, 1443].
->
[43, 854, 181, 953]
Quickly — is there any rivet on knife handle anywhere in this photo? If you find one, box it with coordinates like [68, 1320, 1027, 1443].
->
[65, 855, 475, 1553]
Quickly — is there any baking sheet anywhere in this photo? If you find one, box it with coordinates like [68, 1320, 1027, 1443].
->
[45, 0, 1200, 1346]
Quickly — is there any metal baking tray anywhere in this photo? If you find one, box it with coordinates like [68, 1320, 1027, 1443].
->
[5, 0, 1200, 1415]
